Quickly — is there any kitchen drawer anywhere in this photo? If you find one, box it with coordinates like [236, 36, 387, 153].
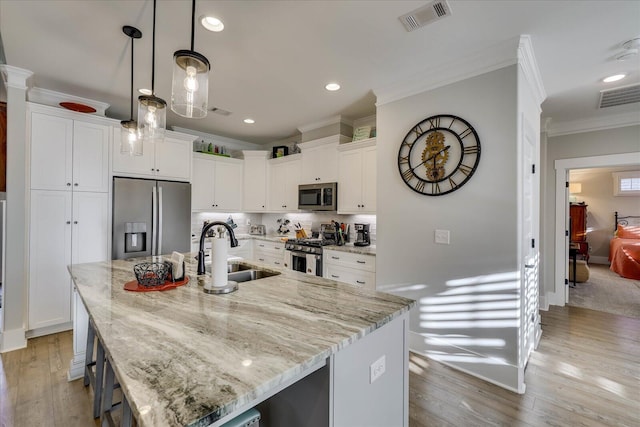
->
[253, 240, 285, 256]
[324, 250, 375, 272]
[325, 264, 376, 290]
[253, 253, 285, 269]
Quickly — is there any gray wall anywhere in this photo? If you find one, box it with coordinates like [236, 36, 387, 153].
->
[377, 66, 521, 389]
[541, 125, 640, 298]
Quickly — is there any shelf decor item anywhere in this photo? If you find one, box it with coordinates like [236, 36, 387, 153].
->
[120, 25, 143, 156]
[138, 0, 167, 143]
[171, 0, 210, 119]
[59, 102, 97, 113]
[352, 126, 372, 141]
[133, 262, 170, 287]
[272, 146, 288, 158]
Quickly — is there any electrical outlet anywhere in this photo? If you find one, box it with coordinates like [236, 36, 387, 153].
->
[370, 355, 386, 384]
[435, 229, 450, 244]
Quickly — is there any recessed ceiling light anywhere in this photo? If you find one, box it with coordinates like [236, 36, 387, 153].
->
[603, 74, 626, 83]
[325, 83, 340, 91]
[244, 118, 255, 124]
[138, 88, 152, 95]
[200, 15, 224, 32]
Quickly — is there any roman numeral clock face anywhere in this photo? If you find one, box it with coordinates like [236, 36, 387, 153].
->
[398, 114, 481, 196]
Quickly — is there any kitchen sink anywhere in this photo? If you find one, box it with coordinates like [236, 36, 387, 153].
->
[227, 269, 280, 283]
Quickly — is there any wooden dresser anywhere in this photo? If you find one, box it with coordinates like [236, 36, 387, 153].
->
[570, 203, 589, 261]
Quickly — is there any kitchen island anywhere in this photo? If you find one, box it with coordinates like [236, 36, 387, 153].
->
[70, 253, 414, 427]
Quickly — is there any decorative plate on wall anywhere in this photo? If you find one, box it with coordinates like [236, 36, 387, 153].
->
[59, 102, 96, 113]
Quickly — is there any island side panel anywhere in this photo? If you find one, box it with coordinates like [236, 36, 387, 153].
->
[331, 313, 409, 427]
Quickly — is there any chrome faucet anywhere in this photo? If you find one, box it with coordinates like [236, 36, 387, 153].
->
[197, 221, 239, 275]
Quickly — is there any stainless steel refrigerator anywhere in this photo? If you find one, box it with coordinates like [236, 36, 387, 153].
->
[112, 177, 191, 260]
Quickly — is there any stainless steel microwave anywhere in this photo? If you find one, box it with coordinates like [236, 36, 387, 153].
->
[298, 182, 337, 211]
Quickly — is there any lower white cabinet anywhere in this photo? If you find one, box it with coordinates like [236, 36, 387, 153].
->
[323, 249, 376, 290]
[253, 239, 285, 268]
[29, 190, 109, 333]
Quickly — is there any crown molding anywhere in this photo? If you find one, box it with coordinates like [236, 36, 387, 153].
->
[546, 111, 640, 137]
[517, 35, 547, 106]
[0, 65, 33, 90]
[374, 37, 521, 107]
[28, 87, 110, 116]
[297, 115, 353, 134]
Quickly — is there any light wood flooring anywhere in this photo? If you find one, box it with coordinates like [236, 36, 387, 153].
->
[1, 306, 638, 426]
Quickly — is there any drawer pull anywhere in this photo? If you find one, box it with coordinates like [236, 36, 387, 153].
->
[331, 275, 339, 278]
[356, 280, 365, 284]
[274, 261, 281, 265]
[356, 260, 366, 264]
[331, 256, 340, 260]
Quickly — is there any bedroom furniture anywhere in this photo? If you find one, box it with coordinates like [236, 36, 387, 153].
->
[568, 258, 590, 284]
[570, 203, 589, 261]
[569, 245, 578, 287]
[609, 212, 640, 280]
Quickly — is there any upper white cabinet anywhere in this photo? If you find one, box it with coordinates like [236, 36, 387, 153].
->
[337, 138, 376, 214]
[267, 154, 301, 212]
[30, 112, 110, 193]
[112, 130, 193, 182]
[192, 153, 243, 211]
[298, 135, 349, 185]
[242, 150, 269, 212]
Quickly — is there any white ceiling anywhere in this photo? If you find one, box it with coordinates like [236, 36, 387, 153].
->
[1, 0, 639, 144]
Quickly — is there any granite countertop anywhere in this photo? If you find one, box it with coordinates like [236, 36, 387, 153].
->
[71, 253, 411, 427]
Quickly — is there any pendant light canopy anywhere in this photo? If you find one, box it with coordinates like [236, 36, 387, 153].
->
[171, 0, 210, 119]
[138, 0, 166, 142]
[121, 25, 143, 156]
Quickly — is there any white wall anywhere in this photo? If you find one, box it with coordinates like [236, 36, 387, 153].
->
[377, 65, 522, 390]
[541, 125, 640, 299]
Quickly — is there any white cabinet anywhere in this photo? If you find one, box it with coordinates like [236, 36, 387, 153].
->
[299, 137, 343, 184]
[192, 153, 243, 211]
[112, 130, 193, 181]
[30, 112, 109, 192]
[242, 150, 269, 212]
[253, 239, 285, 268]
[28, 190, 109, 332]
[324, 249, 376, 290]
[267, 155, 301, 212]
[337, 138, 376, 214]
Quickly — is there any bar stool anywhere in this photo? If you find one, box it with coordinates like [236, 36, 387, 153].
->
[84, 318, 105, 419]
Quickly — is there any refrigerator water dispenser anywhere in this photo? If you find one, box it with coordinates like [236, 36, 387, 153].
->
[125, 222, 147, 253]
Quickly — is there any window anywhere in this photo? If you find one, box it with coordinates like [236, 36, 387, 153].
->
[613, 171, 640, 196]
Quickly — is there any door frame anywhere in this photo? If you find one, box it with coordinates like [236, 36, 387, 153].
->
[553, 152, 640, 306]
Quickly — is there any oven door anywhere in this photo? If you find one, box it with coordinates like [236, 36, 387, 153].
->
[290, 251, 308, 273]
[289, 250, 322, 276]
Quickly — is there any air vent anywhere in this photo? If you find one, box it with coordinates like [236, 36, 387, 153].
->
[210, 107, 232, 116]
[599, 84, 640, 108]
[399, 0, 452, 32]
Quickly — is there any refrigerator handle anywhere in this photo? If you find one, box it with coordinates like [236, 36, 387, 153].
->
[152, 186, 157, 256]
[158, 185, 163, 255]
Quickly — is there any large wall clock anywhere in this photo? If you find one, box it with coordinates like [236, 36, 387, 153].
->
[397, 114, 481, 196]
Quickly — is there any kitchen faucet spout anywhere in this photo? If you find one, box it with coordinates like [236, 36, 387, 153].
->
[197, 221, 238, 275]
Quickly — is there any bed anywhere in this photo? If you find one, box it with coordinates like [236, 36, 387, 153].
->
[609, 212, 640, 280]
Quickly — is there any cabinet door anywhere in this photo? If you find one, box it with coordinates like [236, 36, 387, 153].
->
[192, 157, 216, 210]
[268, 163, 288, 211]
[337, 149, 362, 213]
[112, 127, 155, 176]
[283, 160, 301, 211]
[214, 159, 243, 211]
[361, 145, 377, 214]
[30, 112, 73, 191]
[243, 155, 267, 212]
[72, 192, 109, 265]
[155, 137, 192, 181]
[73, 121, 110, 192]
[29, 190, 72, 330]
[300, 144, 338, 184]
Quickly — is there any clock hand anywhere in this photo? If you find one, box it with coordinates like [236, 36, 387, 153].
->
[411, 145, 451, 173]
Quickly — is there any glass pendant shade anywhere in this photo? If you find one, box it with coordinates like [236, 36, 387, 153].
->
[120, 119, 143, 156]
[171, 49, 210, 118]
[137, 94, 166, 142]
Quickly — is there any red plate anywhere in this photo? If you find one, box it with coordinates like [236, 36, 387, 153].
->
[124, 276, 189, 292]
[59, 102, 96, 113]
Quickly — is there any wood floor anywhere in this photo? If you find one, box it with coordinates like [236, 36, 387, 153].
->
[1, 305, 638, 427]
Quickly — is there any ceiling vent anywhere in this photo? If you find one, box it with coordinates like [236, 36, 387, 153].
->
[399, 1, 452, 32]
[599, 84, 640, 108]
[210, 107, 232, 116]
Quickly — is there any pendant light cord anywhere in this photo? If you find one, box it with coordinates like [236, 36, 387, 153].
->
[130, 36, 134, 120]
[190, 0, 196, 50]
[151, 0, 157, 93]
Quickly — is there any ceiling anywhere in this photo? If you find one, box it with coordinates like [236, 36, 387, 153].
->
[1, 1, 639, 144]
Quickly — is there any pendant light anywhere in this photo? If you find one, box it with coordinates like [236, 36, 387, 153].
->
[121, 25, 143, 156]
[171, 0, 210, 119]
[138, 0, 166, 143]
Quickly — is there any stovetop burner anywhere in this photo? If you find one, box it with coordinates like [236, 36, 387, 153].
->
[287, 238, 336, 247]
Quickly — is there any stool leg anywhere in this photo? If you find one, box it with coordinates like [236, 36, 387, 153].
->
[100, 358, 116, 425]
[93, 339, 105, 419]
[84, 320, 96, 387]
[122, 395, 133, 427]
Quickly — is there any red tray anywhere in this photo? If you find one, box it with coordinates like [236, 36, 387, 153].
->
[124, 276, 189, 292]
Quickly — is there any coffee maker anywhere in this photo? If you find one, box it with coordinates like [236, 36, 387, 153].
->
[354, 223, 371, 247]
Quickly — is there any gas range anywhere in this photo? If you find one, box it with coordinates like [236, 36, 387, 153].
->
[285, 238, 336, 255]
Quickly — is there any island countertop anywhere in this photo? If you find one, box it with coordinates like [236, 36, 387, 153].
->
[70, 253, 414, 426]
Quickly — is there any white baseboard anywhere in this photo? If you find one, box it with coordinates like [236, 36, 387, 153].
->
[588, 256, 609, 265]
[0, 327, 27, 353]
[25, 322, 72, 339]
[68, 351, 86, 381]
[409, 331, 522, 394]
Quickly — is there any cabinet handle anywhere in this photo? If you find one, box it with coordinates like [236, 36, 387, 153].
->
[74, 221, 78, 224]
[275, 246, 281, 250]
[74, 183, 79, 186]
[259, 258, 265, 261]
[284, 263, 288, 267]
[331, 256, 340, 260]
[356, 260, 366, 264]
[259, 244, 265, 247]
[356, 280, 365, 284]
[156, 169, 159, 172]
[67, 183, 71, 186]
[331, 275, 339, 278]
[274, 261, 281, 265]
[151, 168, 155, 171]
[66, 221, 71, 224]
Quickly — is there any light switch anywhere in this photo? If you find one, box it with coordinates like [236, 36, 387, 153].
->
[435, 229, 450, 244]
